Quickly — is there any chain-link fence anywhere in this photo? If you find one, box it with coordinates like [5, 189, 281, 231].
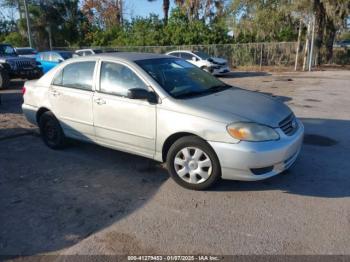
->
[57, 42, 349, 68]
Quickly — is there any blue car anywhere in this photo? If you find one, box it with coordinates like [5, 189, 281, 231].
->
[36, 51, 73, 73]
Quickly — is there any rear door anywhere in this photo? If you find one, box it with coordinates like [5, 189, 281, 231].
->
[49, 60, 97, 141]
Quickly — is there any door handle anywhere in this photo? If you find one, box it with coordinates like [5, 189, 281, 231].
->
[50, 90, 60, 97]
[94, 98, 106, 105]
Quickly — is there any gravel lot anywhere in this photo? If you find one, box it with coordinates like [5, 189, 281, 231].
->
[0, 70, 349, 257]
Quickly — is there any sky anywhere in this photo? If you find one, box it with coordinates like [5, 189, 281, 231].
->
[123, 0, 174, 20]
[0, 0, 171, 21]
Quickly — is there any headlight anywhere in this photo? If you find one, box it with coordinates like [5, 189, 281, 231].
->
[227, 122, 279, 142]
[7, 61, 16, 69]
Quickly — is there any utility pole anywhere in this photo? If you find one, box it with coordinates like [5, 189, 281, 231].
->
[302, 16, 312, 71]
[308, 14, 316, 72]
[46, 25, 53, 50]
[23, 0, 33, 48]
[295, 18, 302, 71]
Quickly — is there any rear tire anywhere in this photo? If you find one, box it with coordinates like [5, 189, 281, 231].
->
[0, 69, 10, 89]
[166, 136, 221, 190]
[39, 111, 66, 149]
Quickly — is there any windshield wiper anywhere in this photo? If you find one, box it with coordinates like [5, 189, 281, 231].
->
[175, 85, 231, 99]
[207, 84, 231, 93]
[175, 91, 206, 99]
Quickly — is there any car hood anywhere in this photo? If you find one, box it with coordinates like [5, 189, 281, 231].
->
[0, 56, 36, 63]
[209, 57, 227, 65]
[180, 88, 292, 127]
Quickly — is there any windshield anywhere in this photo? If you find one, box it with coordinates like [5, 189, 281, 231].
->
[93, 49, 103, 54]
[58, 51, 73, 59]
[193, 51, 211, 60]
[136, 58, 230, 99]
[16, 48, 36, 55]
[0, 45, 17, 56]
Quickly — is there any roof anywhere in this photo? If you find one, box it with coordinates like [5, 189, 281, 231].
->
[38, 50, 73, 53]
[97, 52, 170, 61]
[15, 47, 35, 49]
[167, 50, 192, 53]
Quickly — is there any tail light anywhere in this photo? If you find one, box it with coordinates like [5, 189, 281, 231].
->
[22, 86, 26, 95]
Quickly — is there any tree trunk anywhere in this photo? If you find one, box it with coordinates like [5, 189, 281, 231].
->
[163, 0, 170, 24]
[313, 0, 325, 65]
[17, 0, 23, 20]
[324, 16, 336, 64]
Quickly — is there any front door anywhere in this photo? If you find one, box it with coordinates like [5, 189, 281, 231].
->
[49, 61, 96, 141]
[93, 61, 156, 158]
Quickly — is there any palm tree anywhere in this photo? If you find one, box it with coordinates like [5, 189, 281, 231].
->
[148, 0, 170, 24]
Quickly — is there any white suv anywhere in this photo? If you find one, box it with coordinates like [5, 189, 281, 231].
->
[75, 49, 103, 56]
[166, 50, 230, 76]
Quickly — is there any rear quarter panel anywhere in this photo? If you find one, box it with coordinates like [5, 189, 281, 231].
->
[22, 80, 51, 124]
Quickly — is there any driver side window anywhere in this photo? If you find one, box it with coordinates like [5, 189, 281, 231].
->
[100, 62, 147, 97]
[180, 53, 195, 60]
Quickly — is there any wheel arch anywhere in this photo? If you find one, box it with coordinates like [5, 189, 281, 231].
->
[162, 132, 215, 162]
[36, 107, 51, 124]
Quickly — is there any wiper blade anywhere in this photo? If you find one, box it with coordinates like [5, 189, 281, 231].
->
[208, 85, 231, 92]
[175, 91, 206, 99]
[175, 85, 231, 99]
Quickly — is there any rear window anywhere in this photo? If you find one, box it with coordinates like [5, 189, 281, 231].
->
[53, 61, 95, 90]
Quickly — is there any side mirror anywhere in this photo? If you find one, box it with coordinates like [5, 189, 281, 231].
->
[127, 88, 158, 104]
[192, 56, 197, 61]
[58, 58, 64, 63]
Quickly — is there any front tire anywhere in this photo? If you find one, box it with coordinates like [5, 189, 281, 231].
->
[166, 136, 221, 190]
[201, 66, 211, 73]
[39, 111, 66, 149]
[0, 69, 10, 89]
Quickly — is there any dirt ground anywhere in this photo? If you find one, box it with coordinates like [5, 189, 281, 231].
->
[0, 70, 349, 258]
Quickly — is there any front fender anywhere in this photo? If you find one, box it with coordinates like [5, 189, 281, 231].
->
[155, 107, 239, 161]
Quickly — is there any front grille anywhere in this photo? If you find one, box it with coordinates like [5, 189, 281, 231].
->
[15, 60, 34, 69]
[279, 114, 298, 136]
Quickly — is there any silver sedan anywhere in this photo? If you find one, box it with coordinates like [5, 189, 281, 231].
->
[22, 53, 304, 190]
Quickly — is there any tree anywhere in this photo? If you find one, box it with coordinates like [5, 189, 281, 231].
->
[229, 0, 299, 42]
[82, 0, 124, 29]
[322, 0, 350, 63]
[148, 0, 170, 24]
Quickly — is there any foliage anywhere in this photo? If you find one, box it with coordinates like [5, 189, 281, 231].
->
[339, 31, 350, 41]
[0, 0, 348, 64]
[2, 31, 26, 46]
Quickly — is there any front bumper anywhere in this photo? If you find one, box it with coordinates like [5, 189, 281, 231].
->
[208, 120, 304, 181]
[212, 66, 230, 76]
[9, 67, 43, 79]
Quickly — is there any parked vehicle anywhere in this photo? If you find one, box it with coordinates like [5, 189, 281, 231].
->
[0, 44, 42, 89]
[75, 49, 103, 56]
[22, 53, 304, 190]
[75, 48, 118, 56]
[334, 39, 350, 48]
[14, 47, 38, 58]
[36, 50, 73, 73]
[166, 50, 230, 75]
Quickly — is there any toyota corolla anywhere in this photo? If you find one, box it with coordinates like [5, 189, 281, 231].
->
[22, 53, 304, 190]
